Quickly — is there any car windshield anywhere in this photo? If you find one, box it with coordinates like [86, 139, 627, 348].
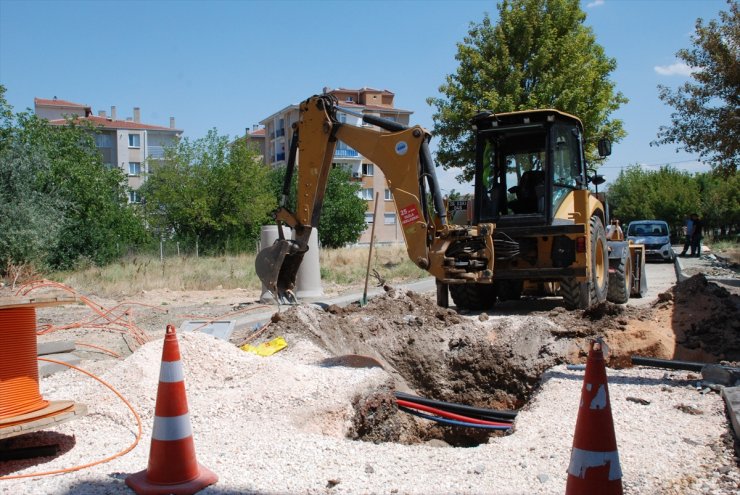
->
[628, 223, 668, 236]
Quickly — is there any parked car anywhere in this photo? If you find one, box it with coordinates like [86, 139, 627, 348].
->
[626, 220, 674, 262]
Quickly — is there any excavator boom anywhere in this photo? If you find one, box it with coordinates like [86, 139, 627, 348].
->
[256, 94, 456, 303]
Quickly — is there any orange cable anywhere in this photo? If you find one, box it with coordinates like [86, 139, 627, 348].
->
[73, 342, 122, 359]
[0, 357, 143, 480]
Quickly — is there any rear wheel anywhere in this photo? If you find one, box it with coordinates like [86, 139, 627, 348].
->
[561, 216, 609, 309]
[449, 283, 497, 310]
[607, 247, 631, 304]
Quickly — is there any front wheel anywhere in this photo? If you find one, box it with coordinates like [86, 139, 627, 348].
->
[607, 246, 631, 304]
[449, 283, 497, 310]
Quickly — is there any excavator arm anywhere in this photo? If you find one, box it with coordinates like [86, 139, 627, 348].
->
[256, 94, 495, 303]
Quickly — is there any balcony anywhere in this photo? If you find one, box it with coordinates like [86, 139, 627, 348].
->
[148, 145, 165, 159]
[334, 147, 359, 158]
[276, 128, 286, 138]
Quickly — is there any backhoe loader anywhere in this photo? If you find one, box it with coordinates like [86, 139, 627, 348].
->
[255, 94, 646, 310]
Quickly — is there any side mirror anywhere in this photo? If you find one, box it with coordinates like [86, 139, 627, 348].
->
[590, 174, 606, 186]
[598, 138, 612, 157]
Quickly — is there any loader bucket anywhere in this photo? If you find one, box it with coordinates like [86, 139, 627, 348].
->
[255, 238, 308, 304]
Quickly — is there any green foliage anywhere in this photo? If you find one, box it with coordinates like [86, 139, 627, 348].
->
[428, 0, 627, 182]
[0, 85, 148, 273]
[695, 172, 740, 229]
[267, 165, 367, 248]
[608, 164, 740, 236]
[140, 129, 276, 254]
[318, 167, 367, 248]
[654, 1, 739, 176]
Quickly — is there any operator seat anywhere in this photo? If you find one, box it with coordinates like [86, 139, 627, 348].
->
[509, 170, 545, 214]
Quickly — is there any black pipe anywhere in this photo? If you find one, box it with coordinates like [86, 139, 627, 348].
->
[282, 128, 299, 199]
[363, 114, 406, 132]
[630, 355, 706, 372]
[420, 140, 447, 226]
[394, 391, 517, 421]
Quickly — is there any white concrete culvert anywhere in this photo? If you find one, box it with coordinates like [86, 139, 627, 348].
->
[2, 330, 738, 495]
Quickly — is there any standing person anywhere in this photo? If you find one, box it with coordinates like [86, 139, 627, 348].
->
[690, 213, 703, 257]
[679, 214, 694, 256]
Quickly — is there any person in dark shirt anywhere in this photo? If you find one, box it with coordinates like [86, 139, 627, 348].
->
[679, 214, 694, 257]
[690, 213, 703, 257]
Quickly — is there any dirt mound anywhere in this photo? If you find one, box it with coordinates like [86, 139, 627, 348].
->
[669, 273, 740, 362]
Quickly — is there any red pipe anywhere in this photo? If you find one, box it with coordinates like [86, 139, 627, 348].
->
[396, 399, 512, 427]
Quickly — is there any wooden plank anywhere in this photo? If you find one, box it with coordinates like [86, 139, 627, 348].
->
[0, 402, 87, 440]
[0, 293, 79, 309]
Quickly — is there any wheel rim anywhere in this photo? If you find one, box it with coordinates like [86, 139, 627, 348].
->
[595, 238, 606, 289]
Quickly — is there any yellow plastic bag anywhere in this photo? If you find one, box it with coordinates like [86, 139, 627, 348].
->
[240, 336, 287, 356]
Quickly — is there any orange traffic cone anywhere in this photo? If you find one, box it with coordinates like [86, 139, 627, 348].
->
[565, 340, 623, 495]
[126, 325, 217, 495]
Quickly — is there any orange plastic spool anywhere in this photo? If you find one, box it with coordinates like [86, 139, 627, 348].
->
[0, 307, 49, 419]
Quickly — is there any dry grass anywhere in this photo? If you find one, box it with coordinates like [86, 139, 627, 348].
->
[53, 245, 426, 298]
[709, 240, 740, 264]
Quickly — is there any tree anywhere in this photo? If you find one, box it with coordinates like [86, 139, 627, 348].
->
[654, 1, 739, 176]
[268, 165, 367, 248]
[0, 85, 148, 273]
[695, 172, 740, 233]
[318, 167, 367, 248]
[606, 165, 701, 233]
[140, 129, 276, 253]
[428, 0, 627, 182]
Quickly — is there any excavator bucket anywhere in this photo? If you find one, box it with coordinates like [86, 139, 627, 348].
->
[255, 238, 308, 304]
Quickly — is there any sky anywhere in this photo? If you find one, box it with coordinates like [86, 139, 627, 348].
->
[0, 0, 728, 194]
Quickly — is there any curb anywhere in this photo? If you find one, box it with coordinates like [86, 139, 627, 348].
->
[673, 251, 688, 283]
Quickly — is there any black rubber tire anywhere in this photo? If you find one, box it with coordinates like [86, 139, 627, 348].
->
[449, 283, 497, 310]
[607, 247, 631, 304]
[561, 216, 609, 309]
[496, 280, 523, 301]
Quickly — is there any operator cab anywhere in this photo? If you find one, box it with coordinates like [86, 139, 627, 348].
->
[472, 110, 588, 227]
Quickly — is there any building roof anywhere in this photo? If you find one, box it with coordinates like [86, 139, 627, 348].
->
[332, 87, 395, 95]
[34, 97, 90, 108]
[48, 115, 181, 132]
[249, 128, 266, 137]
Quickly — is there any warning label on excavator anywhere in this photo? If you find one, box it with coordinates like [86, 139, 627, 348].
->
[400, 205, 421, 225]
[448, 200, 468, 211]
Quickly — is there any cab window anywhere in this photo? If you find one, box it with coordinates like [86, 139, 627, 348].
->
[551, 125, 581, 213]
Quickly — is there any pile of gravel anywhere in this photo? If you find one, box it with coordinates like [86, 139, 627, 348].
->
[2, 331, 737, 494]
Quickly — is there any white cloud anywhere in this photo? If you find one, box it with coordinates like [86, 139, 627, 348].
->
[654, 62, 696, 76]
[586, 0, 605, 8]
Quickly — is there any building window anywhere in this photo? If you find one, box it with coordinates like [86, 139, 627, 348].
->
[360, 188, 374, 200]
[364, 213, 373, 224]
[384, 213, 396, 225]
[128, 190, 141, 203]
[384, 189, 392, 200]
[362, 163, 374, 176]
[128, 162, 141, 176]
[96, 134, 112, 147]
[128, 134, 140, 148]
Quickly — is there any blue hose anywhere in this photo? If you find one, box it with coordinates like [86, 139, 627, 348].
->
[398, 406, 513, 430]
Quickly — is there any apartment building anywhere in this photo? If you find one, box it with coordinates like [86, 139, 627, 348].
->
[35, 97, 182, 203]
[259, 87, 413, 245]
